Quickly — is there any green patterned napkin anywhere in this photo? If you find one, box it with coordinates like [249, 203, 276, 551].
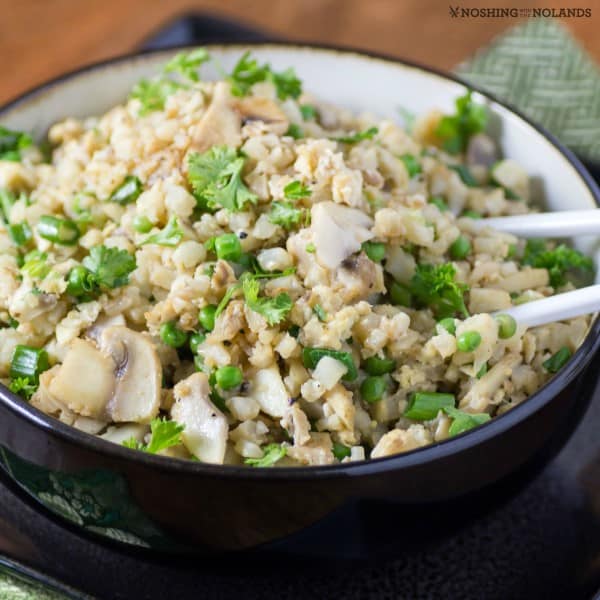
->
[1, 16, 599, 600]
[456, 18, 600, 160]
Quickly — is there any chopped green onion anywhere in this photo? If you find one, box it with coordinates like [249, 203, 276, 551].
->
[404, 392, 455, 420]
[448, 164, 478, 187]
[37, 216, 80, 245]
[444, 406, 490, 437]
[21, 250, 49, 280]
[363, 355, 396, 375]
[109, 175, 143, 205]
[305, 243, 315, 253]
[456, 330, 481, 352]
[461, 210, 481, 219]
[66, 265, 96, 297]
[543, 346, 572, 373]
[360, 375, 387, 403]
[313, 304, 328, 322]
[495, 314, 517, 339]
[141, 216, 183, 247]
[8, 222, 32, 246]
[301, 347, 357, 382]
[476, 362, 488, 379]
[332, 442, 351, 461]
[10, 345, 49, 384]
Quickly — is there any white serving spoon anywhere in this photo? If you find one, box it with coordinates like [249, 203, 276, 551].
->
[471, 209, 600, 238]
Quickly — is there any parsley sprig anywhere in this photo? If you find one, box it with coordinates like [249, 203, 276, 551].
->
[141, 216, 184, 247]
[66, 246, 136, 299]
[268, 202, 308, 229]
[409, 263, 469, 319]
[228, 51, 302, 100]
[123, 418, 185, 454]
[242, 274, 293, 325]
[522, 240, 593, 288]
[333, 126, 378, 144]
[130, 48, 211, 115]
[435, 90, 487, 155]
[188, 146, 257, 213]
[0, 126, 33, 162]
[245, 443, 287, 467]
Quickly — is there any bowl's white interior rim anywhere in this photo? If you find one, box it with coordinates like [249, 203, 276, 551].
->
[1, 44, 598, 278]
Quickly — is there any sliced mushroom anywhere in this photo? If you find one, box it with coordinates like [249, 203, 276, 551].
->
[234, 96, 289, 136]
[48, 339, 115, 419]
[99, 326, 162, 423]
[30, 365, 76, 424]
[466, 133, 498, 168]
[86, 313, 126, 344]
[191, 82, 241, 153]
[310, 201, 374, 270]
[171, 372, 228, 464]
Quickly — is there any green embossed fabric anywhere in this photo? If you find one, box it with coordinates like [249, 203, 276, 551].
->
[456, 18, 600, 160]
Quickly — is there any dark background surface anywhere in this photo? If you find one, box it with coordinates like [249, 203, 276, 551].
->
[1, 14, 600, 600]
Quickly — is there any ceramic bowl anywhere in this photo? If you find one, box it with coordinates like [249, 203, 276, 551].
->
[0, 44, 598, 554]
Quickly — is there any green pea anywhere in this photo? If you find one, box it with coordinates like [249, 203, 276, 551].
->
[389, 281, 412, 307]
[362, 241, 386, 263]
[214, 233, 242, 262]
[457, 330, 482, 352]
[133, 215, 153, 233]
[360, 375, 387, 403]
[438, 317, 456, 335]
[495, 314, 517, 339]
[449, 235, 471, 260]
[198, 305, 217, 331]
[189, 332, 205, 354]
[363, 355, 396, 376]
[215, 365, 243, 390]
[160, 321, 188, 348]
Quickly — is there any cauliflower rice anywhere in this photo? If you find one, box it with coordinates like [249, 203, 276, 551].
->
[0, 48, 594, 467]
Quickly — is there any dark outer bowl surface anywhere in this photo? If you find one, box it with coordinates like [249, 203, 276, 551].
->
[0, 43, 599, 554]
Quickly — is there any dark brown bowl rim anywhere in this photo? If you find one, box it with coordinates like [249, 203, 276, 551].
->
[1, 41, 599, 480]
